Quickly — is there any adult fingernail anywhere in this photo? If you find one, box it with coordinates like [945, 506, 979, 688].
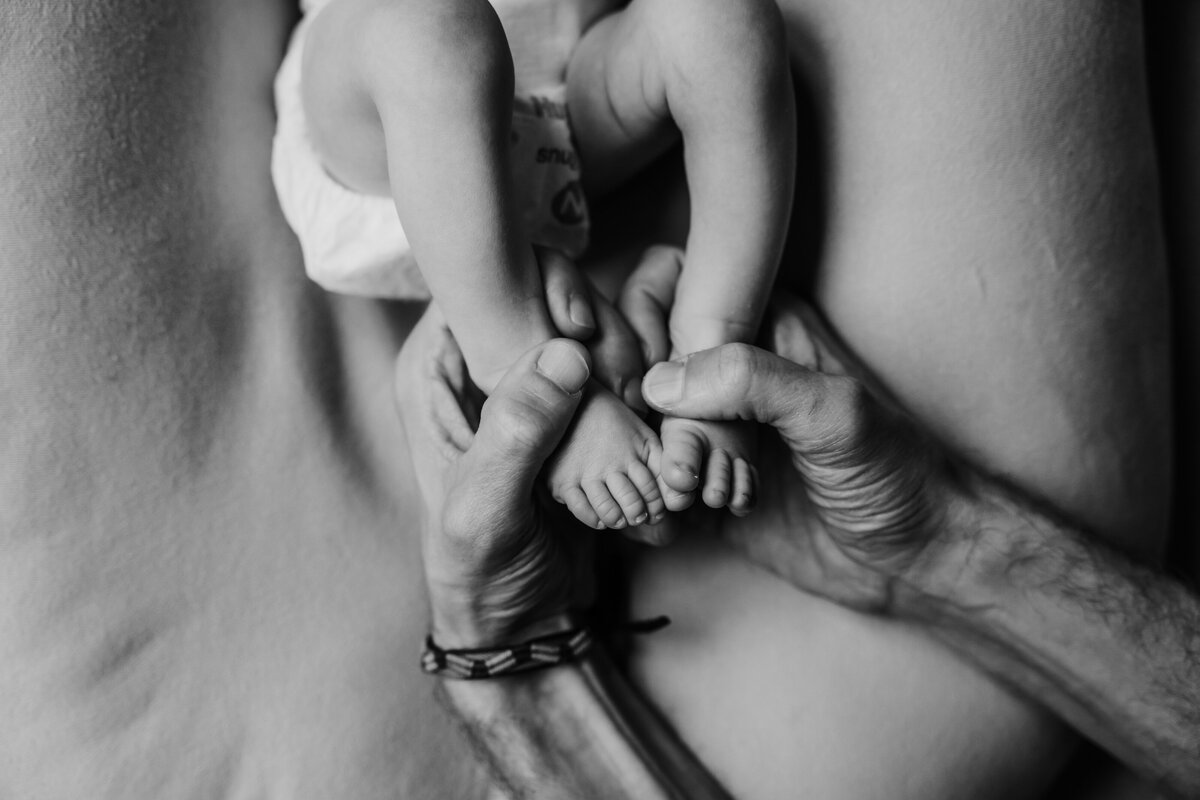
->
[642, 362, 683, 407]
[568, 294, 595, 331]
[536, 342, 589, 394]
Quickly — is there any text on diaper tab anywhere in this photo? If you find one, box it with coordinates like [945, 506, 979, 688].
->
[536, 147, 579, 172]
[529, 95, 568, 120]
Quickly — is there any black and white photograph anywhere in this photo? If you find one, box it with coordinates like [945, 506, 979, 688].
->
[1, 0, 1197, 797]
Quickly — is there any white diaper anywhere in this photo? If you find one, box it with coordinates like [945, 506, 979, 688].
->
[271, 9, 590, 299]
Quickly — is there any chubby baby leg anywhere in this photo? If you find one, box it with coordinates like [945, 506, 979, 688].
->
[302, 0, 555, 390]
[569, 0, 795, 512]
[302, 0, 666, 528]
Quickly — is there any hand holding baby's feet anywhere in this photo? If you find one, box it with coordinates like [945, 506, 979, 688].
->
[540, 249, 648, 412]
[659, 416, 757, 515]
[544, 381, 666, 530]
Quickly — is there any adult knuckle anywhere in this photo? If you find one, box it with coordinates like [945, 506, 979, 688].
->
[820, 376, 872, 446]
[441, 494, 490, 550]
[715, 342, 758, 394]
[484, 395, 552, 452]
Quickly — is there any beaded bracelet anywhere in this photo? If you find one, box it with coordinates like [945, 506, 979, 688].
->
[421, 627, 596, 680]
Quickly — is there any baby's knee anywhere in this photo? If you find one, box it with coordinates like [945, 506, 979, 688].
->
[633, 0, 788, 91]
[357, 0, 514, 104]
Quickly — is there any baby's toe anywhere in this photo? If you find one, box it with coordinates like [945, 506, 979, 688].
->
[559, 485, 604, 529]
[583, 479, 626, 529]
[658, 475, 695, 512]
[660, 429, 704, 494]
[701, 449, 733, 509]
[627, 462, 666, 523]
[605, 473, 647, 526]
[729, 459, 758, 517]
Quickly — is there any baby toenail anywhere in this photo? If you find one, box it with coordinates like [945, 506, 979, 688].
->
[632, 513, 648, 525]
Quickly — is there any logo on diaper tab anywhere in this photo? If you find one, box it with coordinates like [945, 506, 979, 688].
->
[552, 182, 587, 226]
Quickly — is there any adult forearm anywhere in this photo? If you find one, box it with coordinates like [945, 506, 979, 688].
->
[905, 479, 1200, 799]
[437, 650, 731, 800]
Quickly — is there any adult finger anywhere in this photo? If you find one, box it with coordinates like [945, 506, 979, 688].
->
[765, 292, 906, 410]
[617, 245, 682, 367]
[540, 249, 597, 341]
[449, 339, 591, 533]
[395, 305, 476, 522]
[587, 289, 649, 412]
[540, 249, 646, 410]
[641, 343, 864, 455]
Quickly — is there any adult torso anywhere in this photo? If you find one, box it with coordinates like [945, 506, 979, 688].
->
[0, 2, 482, 796]
[0, 0, 1171, 798]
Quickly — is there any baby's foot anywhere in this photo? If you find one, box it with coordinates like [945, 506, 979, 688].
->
[659, 417, 757, 515]
[545, 383, 666, 529]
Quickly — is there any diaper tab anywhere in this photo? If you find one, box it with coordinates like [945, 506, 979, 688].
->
[511, 86, 590, 259]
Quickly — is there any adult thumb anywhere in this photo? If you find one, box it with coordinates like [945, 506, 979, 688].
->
[452, 340, 591, 527]
[641, 343, 862, 455]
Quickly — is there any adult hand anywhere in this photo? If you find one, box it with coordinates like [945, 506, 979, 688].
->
[396, 306, 735, 800]
[540, 248, 648, 413]
[641, 295, 957, 612]
[394, 305, 596, 646]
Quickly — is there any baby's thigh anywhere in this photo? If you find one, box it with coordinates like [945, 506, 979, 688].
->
[568, 0, 785, 195]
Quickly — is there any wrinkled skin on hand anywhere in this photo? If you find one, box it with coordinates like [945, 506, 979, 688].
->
[394, 304, 599, 645]
[645, 295, 960, 613]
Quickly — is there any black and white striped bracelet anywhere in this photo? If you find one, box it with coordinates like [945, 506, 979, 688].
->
[421, 627, 596, 680]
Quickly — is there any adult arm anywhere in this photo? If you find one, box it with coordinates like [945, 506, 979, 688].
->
[619, 4, 1170, 793]
[394, 311, 730, 799]
[641, 327, 1200, 798]
[438, 653, 730, 800]
[922, 478, 1200, 800]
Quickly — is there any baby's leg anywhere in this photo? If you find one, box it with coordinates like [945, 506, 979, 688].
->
[569, 0, 795, 512]
[303, 0, 549, 389]
[301, 0, 662, 527]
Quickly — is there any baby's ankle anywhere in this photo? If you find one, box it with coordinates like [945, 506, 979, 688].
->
[670, 314, 759, 356]
[464, 331, 556, 395]
[471, 364, 509, 395]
